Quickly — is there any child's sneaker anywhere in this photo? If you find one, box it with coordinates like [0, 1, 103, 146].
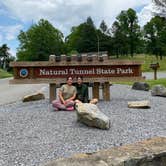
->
[66, 106, 74, 111]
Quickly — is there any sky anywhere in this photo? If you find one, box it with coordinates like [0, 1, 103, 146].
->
[0, 0, 154, 57]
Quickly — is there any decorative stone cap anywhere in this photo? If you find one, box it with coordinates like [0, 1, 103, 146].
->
[49, 51, 108, 63]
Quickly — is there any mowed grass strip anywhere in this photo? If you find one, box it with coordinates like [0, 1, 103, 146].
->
[113, 78, 166, 88]
[0, 69, 12, 78]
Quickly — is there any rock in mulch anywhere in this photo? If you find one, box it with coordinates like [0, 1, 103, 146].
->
[75, 103, 110, 130]
[151, 85, 166, 97]
[128, 100, 150, 108]
[132, 82, 150, 91]
[22, 92, 45, 102]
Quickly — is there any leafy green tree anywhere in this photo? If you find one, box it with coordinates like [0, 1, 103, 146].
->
[144, 16, 166, 59]
[0, 44, 10, 69]
[111, 8, 141, 57]
[66, 17, 113, 55]
[127, 9, 141, 56]
[17, 19, 64, 61]
[98, 21, 113, 54]
[66, 17, 98, 53]
[111, 20, 129, 57]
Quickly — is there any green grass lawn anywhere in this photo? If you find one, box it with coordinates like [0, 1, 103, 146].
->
[146, 78, 166, 87]
[0, 69, 13, 78]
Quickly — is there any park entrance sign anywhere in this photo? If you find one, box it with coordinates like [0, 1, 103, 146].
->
[35, 66, 134, 77]
[10, 52, 144, 101]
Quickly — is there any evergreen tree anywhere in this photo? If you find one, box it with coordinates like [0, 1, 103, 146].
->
[86, 16, 95, 28]
[99, 20, 108, 33]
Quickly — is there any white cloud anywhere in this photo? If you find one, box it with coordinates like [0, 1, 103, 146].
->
[0, 24, 22, 56]
[0, 0, 154, 57]
[2, 0, 152, 35]
[9, 47, 16, 57]
[138, 3, 154, 27]
[0, 24, 23, 43]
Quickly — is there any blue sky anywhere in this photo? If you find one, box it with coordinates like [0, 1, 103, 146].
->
[0, 0, 153, 57]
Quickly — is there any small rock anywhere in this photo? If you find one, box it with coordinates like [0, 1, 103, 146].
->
[22, 92, 45, 102]
[128, 100, 150, 108]
[132, 82, 150, 91]
[151, 85, 166, 97]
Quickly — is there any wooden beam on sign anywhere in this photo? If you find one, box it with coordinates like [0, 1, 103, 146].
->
[103, 82, 110, 101]
[49, 83, 56, 103]
[92, 82, 100, 99]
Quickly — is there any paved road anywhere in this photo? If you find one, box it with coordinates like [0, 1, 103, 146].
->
[0, 72, 165, 105]
[142, 71, 166, 80]
[0, 78, 48, 105]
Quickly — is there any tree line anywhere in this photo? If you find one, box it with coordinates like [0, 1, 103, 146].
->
[1, 6, 166, 66]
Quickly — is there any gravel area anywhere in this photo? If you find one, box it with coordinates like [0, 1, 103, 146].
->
[0, 84, 166, 166]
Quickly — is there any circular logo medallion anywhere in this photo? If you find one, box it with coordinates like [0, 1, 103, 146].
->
[20, 68, 28, 78]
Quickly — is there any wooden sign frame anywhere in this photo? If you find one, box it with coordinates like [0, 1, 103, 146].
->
[10, 54, 144, 101]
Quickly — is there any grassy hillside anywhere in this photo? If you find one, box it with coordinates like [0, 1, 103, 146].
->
[118, 54, 166, 72]
[0, 69, 13, 78]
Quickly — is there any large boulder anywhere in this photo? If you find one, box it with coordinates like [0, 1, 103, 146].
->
[151, 85, 166, 97]
[22, 92, 45, 102]
[75, 103, 110, 130]
[132, 82, 150, 91]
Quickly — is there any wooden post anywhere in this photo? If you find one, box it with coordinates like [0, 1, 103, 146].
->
[150, 63, 159, 80]
[49, 83, 56, 103]
[92, 82, 100, 99]
[154, 69, 157, 80]
[103, 82, 110, 101]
